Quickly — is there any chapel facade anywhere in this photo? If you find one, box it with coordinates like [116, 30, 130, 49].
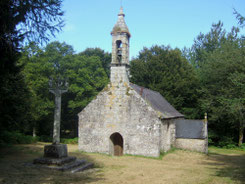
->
[78, 7, 208, 157]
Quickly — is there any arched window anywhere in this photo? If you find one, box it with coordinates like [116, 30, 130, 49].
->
[116, 40, 122, 63]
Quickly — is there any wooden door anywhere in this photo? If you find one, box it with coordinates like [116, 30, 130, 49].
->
[110, 133, 123, 156]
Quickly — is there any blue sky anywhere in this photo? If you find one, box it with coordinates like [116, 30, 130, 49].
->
[51, 0, 245, 58]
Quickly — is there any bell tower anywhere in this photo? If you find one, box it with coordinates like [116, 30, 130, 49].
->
[110, 7, 131, 85]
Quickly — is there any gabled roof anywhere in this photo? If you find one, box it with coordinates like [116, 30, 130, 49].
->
[130, 83, 184, 119]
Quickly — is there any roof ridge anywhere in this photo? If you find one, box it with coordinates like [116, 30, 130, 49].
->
[130, 83, 160, 95]
[130, 83, 184, 119]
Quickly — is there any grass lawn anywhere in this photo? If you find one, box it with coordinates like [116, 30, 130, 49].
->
[0, 143, 244, 184]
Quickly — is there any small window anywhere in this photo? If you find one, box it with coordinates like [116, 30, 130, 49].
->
[116, 40, 122, 48]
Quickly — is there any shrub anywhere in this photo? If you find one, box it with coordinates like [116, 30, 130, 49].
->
[38, 135, 52, 142]
[217, 137, 236, 148]
[207, 130, 219, 146]
[224, 144, 237, 149]
[0, 131, 38, 146]
[236, 143, 245, 151]
[60, 137, 78, 144]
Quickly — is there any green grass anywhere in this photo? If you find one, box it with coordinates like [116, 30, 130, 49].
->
[60, 137, 78, 144]
[209, 146, 245, 155]
[1, 143, 245, 184]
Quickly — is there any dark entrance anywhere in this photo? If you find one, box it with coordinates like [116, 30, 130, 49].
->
[110, 132, 123, 156]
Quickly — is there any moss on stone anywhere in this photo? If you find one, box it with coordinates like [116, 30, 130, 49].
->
[102, 84, 110, 92]
[126, 87, 131, 96]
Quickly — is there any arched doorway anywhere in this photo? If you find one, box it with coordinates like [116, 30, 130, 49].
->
[110, 132, 123, 156]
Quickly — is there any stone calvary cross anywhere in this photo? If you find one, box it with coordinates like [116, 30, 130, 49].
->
[33, 78, 94, 172]
[49, 78, 68, 144]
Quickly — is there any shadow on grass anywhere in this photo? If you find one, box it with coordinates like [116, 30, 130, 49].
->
[204, 148, 245, 184]
[0, 143, 104, 184]
[122, 147, 178, 160]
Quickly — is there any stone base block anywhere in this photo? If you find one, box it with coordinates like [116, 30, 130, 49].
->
[44, 144, 68, 158]
[33, 157, 94, 173]
[33, 156, 76, 166]
[33, 143, 94, 173]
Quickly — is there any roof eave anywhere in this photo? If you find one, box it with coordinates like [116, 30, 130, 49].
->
[111, 30, 131, 37]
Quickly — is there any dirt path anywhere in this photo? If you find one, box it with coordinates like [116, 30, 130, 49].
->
[0, 143, 244, 184]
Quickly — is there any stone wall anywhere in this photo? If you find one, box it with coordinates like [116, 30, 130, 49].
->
[111, 33, 129, 65]
[160, 119, 176, 152]
[78, 81, 162, 157]
[174, 119, 208, 153]
[175, 138, 208, 153]
[110, 65, 129, 85]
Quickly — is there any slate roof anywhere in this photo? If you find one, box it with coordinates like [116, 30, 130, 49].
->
[175, 119, 206, 139]
[130, 83, 184, 119]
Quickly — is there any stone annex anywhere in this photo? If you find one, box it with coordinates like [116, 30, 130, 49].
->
[78, 7, 208, 157]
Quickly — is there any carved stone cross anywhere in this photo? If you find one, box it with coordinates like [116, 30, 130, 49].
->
[49, 78, 68, 144]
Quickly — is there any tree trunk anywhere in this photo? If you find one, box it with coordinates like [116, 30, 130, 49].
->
[238, 104, 244, 147]
[238, 124, 244, 147]
[33, 127, 36, 137]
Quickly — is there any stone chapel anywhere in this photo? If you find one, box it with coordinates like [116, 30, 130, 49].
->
[78, 7, 208, 157]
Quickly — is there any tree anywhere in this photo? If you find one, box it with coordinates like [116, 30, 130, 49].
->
[188, 21, 227, 68]
[227, 72, 245, 146]
[0, 0, 64, 49]
[130, 45, 200, 118]
[189, 22, 245, 146]
[62, 52, 109, 136]
[79, 48, 111, 77]
[234, 9, 245, 28]
[0, 0, 64, 77]
[0, 0, 64, 135]
[20, 42, 109, 137]
[199, 38, 245, 146]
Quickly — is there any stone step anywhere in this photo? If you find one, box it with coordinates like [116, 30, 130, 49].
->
[70, 162, 94, 173]
[33, 156, 77, 166]
[50, 160, 86, 171]
[33, 155, 94, 173]
[35, 159, 94, 173]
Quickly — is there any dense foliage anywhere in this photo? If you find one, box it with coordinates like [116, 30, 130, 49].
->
[130, 46, 200, 118]
[0, 0, 64, 136]
[188, 22, 245, 146]
[79, 48, 111, 77]
[0, 131, 39, 146]
[19, 42, 109, 137]
[0, 1, 244, 147]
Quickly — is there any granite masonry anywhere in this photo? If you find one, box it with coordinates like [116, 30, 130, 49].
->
[78, 7, 208, 157]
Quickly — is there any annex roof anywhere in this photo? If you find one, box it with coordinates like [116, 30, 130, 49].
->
[130, 83, 184, 119]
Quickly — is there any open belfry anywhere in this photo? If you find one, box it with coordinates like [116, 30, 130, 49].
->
[110, 7, 130, 85]
[78, 7, 208, 157]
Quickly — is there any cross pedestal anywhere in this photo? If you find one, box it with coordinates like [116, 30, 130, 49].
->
[33, 82, 93, 172]
[44, 144, 68, 158]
